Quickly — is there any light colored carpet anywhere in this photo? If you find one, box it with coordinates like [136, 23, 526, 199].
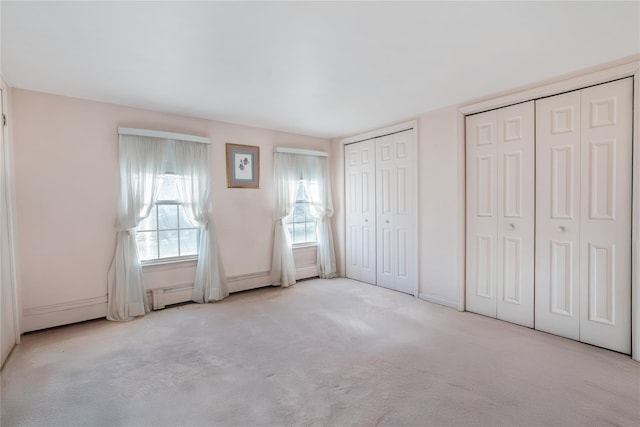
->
[1, 278, 639, 426]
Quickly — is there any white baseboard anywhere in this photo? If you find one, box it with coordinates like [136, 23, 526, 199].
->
[295, 265, 319, 280]
[22, 296, 108, 333]
[227, 270, 273, 293]
[419, 293, 459, 310]
[21, 260, 319, 333]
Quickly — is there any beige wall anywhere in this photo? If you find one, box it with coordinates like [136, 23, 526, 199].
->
[11, 89, 329, 330]
[417, 106, 463, 308]
[331, 109, 463, 309]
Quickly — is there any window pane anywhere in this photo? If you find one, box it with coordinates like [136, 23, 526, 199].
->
[180, 229, 198, 256]
[179, 206, 198, 228]
[293, 205, 306, 223]
[158, 174, 179, 200]
[158, 205, 178, 230]
[293, 223, 305, 244]
[136, 231, 158, 261]
[137, 206, 157, 231]
[159, 230, 179, 258]
[306, 222, 317, 242]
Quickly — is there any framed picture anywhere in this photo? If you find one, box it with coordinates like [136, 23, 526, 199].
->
[226, 143, 260, 188]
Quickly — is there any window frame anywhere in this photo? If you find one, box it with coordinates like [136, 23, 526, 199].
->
[136, 175, 200, 265]
[284, 180, 319, 247]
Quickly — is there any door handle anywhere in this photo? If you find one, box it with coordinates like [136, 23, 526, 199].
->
[364, 219, 368, 222]
[386, 220, 390, 224]
[509, 223, 515, 230]
[558, 226, 565, 232]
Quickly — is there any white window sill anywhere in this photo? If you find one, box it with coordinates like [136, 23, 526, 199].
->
[141, 256, 198, 271]
[292, 242, 318, 249]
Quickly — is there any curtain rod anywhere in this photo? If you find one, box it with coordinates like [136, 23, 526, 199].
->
[118, 127, 211, 144]
[274, 147, 328, 157]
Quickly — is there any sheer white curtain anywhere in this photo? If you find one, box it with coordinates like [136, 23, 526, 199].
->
[271, 152, 337, 286]
[271, 153, 301, 287]
[173, 141, 228, 302]
[307, 156, 337, 279]
[107, 135, 168, 321]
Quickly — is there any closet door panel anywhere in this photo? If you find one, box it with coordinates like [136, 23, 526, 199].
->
[466, 110, 498, 318]
[496, 101, 535, 327]
[579, 78, 632, 354]
[374, 129, 417, 295]
[345, 140, 376, 284]
[376, 135, 396, 290]
[535, 91, 582, 340]
[391, 130, 418, 295]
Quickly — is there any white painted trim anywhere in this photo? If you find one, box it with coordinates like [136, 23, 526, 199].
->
[22, 296, 107, 333]
[458, 57, 640, 361]
[23, 296, 108, 316]
[148, 283, 195, 310]
[632, 66, 640, 362]
[336, 120, 419, 298]
[419, 293, 459, 310]
[457, 111, 466, 312]
[21, 256, 319, 332]
[227, 270, 273, 293]
[118, 127, 211, 144]
[338, 120, 418, 145]
[1, 82, 21, 345]
[142, 258, 197, 272]
[274, 147, 328, 157]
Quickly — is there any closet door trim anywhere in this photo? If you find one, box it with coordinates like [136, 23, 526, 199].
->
[338, 120, 419, 297]
[339, 120, 417, 146]
[459, 57, 640, 361]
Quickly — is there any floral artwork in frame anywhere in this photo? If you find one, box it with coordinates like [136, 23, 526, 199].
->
[226, 143, 260, 188]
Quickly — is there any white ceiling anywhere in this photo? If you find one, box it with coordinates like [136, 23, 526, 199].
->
[2, 1, 639, 139]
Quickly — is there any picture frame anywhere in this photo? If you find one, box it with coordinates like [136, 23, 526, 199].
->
[226, 143, 260, 188]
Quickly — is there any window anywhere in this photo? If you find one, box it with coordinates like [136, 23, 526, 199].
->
[136, 174, 199, 262]
[285, 180, 318, 245]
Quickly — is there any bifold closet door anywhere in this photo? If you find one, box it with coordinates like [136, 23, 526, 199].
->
[345, 140, 376, 284]
[466, 102, 535, 327]
[535, 78, 632, 354]
[376, 130, 418, 295]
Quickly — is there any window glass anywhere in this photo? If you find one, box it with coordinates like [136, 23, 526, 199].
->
[285, 180, 318, 245]
[136, 231, 159, 261]
[159, 230, 180, 258]
[135, 174, 199, 262]
[180, 229, 199, 256]
[158, 205, 178, 230]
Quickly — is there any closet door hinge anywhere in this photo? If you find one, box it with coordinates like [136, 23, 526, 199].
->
[2, 114, 6, 127]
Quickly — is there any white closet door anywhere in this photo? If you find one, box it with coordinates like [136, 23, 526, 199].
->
[466, 103, 535, 326]
[496, 102, 535, 327]
[535, 90, 582, 340]
[376, 130, 417, 295]
[345, 140, 376, 284]
[579, 78, 632, 354]
[536, 78, 632, 354]
[466, 110, 499, 318]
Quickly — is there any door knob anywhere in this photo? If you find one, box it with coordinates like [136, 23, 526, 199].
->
[386, 220, 390, 224]
[558, 226, 565, 232]
[509, 224, 515, 230]
[364, 219, 368, 222]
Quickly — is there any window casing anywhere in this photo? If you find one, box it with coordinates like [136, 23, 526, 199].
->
[136, 174, 199, 262]
[285, 180, 318, 245]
